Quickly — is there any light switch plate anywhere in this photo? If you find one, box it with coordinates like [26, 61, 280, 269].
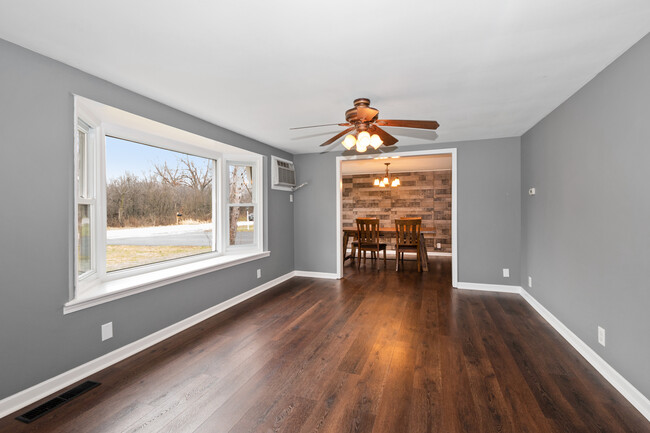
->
[598, 326, 606, 346]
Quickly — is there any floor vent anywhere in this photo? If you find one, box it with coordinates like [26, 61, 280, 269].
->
[16, 381, 100, 424]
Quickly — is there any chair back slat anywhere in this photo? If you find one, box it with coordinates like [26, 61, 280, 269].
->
[395, 218, 422, 246]
[356, 218, 380, 245]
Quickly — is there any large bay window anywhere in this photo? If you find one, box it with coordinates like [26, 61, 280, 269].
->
[69, 96, 266, 313]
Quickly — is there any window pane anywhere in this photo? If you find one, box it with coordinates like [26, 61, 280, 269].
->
[229, 206, 255, 245]
[77, 204, 92, 275]
[105, 136, 214, 272]
[229, 164, 253, 203]
[77, 129, 87, 198]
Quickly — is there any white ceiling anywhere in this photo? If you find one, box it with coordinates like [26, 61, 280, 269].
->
[342, 154, 452, 175]
[0, 1, 648, 154]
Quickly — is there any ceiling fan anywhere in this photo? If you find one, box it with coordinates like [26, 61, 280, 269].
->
[291, 98, 439, 152]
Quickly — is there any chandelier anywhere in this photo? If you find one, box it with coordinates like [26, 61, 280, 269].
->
[374, 162, 400, 187]
[341, 131, 383, 152]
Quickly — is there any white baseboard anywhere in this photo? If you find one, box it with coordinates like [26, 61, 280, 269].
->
[427, 252, 452, 257]
[0, 271, 295, 419]
[456, 281, 523, 294]
[520, 288, 650, 422]
[293, 270, 339, 279]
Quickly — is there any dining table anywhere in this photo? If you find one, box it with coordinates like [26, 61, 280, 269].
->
[342, 227, 436, 271]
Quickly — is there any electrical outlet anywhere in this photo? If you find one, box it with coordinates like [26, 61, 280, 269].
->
[436, 242, 441, 249]
[598, 326, 606, 346]
[503, 268, 510, 278]
[528, 276, 533, 288]
[101, 322, 113, 341]
[529, 187, 536, 196]
[256, 269, 261, 279]
[289, 194, 293, 203]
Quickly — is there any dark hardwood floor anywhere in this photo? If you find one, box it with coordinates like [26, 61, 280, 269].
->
[1, 257, 648, 432]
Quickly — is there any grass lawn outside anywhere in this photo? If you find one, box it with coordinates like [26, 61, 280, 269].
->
[106, 245, 212, 272]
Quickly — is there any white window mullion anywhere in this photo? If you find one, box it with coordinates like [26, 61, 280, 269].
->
[254, 160, 263, 248]
[212, 158, 219, 253]
[221, 158, 229, 253]
[95, 126, 107, 278]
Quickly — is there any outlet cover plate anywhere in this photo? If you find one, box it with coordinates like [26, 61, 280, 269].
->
[101, 322, 113, 341]
[503, 268, 510, 278]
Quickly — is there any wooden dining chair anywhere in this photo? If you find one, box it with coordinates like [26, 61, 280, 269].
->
[354, 218, 387, 268]
[395, 218, 422, 272]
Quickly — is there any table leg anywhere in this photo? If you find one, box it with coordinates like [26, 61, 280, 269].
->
[342, 232, 350, 266]
[419, 234, 429, 272]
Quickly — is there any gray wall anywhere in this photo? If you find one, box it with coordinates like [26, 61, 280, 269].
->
[0, 38, 294, 400]
[521, 34, 650, 397]
[294, 137, 522, 286]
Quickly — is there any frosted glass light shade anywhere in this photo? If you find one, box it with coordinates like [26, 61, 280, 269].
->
[342, 134, 356, 150]
[373, 178, 380, 186]
[356, 131, 370, 152]
[370, 134, 383, 149]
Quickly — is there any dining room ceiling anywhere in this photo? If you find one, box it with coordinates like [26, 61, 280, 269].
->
[0, 1, 648, 154]
[341, 155, 452, 175]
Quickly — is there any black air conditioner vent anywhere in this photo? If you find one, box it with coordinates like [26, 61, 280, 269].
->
[16, 381, 101, 424]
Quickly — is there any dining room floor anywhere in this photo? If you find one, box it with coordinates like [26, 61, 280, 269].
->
[1, 257, 648, 432]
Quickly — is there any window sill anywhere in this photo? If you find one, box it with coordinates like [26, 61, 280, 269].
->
[64, 250, 270, 314]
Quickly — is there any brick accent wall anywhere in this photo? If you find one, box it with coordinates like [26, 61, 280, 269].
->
[341, 170, 452, 252]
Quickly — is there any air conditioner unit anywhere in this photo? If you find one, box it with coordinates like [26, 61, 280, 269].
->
[271, 156, 296, 190]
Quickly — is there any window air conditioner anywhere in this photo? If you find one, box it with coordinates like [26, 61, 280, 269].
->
[271, 156, 296, 190]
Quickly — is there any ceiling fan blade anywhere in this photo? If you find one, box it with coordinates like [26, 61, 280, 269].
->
[319, 127, 355, 147]
[369, 125, 398, 146]
[376, 119, 439, 130]
[290, 123, 351, 130]
[356, 106, 379, 122]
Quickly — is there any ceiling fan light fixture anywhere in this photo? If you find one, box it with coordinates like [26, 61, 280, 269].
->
[370, 134, 383, 149]
[296, 98, 439, 151]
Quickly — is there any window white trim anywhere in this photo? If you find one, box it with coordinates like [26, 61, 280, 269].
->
[64, 250, 270, 314]
[72, 96, 265, 311]
[224, 158, 264, 251]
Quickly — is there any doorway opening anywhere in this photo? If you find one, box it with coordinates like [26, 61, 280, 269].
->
[336, 149, 457, 283]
